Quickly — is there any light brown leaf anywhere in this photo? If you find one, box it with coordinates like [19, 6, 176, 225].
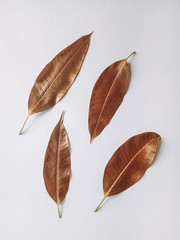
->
[19, 32, 93, 134]
[88, 52, 135, 143]
[94, 132, 161, 212]
[43, 111, 71, 218]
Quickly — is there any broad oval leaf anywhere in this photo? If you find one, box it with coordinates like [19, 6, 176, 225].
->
[88, 52, 135, 143]
[19, 32, 93, 134]
[94, 132, 161, 212]
[43, 112, 71, 218]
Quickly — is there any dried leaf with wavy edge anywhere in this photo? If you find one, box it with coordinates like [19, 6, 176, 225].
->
[19, 32, 93, 134]
[43, 111, 71, 218]
[88, 51, 135, 143]
[94, 132, 161, 212]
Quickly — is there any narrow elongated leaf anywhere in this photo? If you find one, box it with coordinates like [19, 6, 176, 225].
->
[94, 132, 161, 212]
[19, 32, 93, 134]
[43, 112, 71, 218]
[88, 52, 135, 143]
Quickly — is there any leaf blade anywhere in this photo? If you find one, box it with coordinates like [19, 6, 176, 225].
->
[95, 132, 161, 212]
[19, 33, 92, 134]
[29, 33, 92, 114]
[43, 111, 71, 217]
[88, 56, 130, 142]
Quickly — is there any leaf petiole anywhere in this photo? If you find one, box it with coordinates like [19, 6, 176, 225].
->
[57, 204, 61, 218]
[126, 51, 136, 61]
[94, 195, 107, 212]
[19, 113, 30, 135]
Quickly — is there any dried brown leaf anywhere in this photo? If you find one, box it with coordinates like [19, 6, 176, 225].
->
[94, 132, 161, 212]
[19, 32, 93, 134]
[88, 52, 135, 143]
[43, 111, 71, 218]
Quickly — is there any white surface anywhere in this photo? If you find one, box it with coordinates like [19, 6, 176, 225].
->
[0, 0, 180, 239]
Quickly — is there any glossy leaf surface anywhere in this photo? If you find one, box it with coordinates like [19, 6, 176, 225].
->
[88, 52, 135, 142]
[19, 32, 92, 134]
[43, 112, 71, 217]
[94, 132, 161, 212]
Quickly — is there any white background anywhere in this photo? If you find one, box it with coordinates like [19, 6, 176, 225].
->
[0, 0, 180, 239]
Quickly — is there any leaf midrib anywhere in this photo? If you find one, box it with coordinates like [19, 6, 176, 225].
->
[56, 120, 62, 205]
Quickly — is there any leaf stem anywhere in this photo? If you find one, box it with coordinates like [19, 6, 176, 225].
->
[19, 113, 30, 135]
[57, 204, 61, 218]
[94, 195, 107, 212]
[126, 51, 136, 61]
[90, 136, 94, 144]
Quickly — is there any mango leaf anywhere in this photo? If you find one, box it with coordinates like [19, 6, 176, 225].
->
[88, 52, 135, 143]
[94, 132, 161, 212]
[19, 32, 93, 134]
[43, 112, 71, 218]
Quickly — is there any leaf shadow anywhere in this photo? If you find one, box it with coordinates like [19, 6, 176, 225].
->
[59, 191, 70, 218]
[151, 137, 162, 166]
[127, 63, 131, 93]
[127, 51, 136, 93]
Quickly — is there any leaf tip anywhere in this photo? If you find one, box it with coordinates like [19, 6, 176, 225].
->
[60, 111, 65, 123]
